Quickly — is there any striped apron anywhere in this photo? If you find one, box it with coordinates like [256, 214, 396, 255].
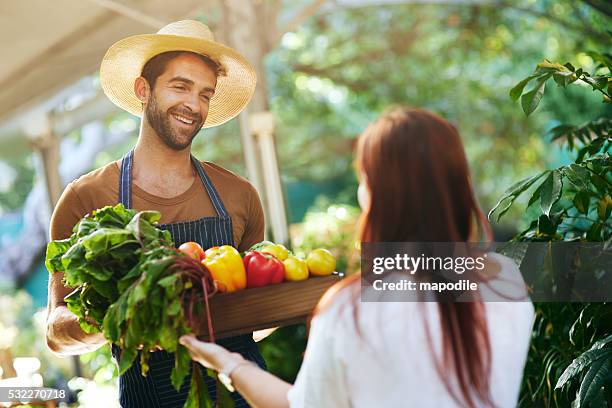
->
[111, 149, 266, 408]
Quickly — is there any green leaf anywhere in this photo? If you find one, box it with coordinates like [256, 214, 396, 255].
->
[591, 173, 608, 195]
[45, 238, 73, 273]
[78, 319, 101, 334]
[510, 74, 539, 101]
[577, 357, 610, 408]
[184, 366, 213, 408]
[216, 372, 236, 408]
[597, 197, 611, 221]
[589, 334, 612, 350]
[556, 349, 612, 389]
[527, 182, 545, 208]
[586, 222, 603, 241]
[582, 75, 608, 92]
[75, 219, 99, 237]
[127, 278, 148, 316]
[573, 191, 591, 215]
[158, 324, 176, 351]
[540, 170, 563, 216]
[124, 317, 142, 350]
[536, 60, 569, 73]
[248, 240, 275, 252]
[90, 276, 118, 300]
[553, 71, 576, 87]
[167, 298, 182, 317]
[488, 171, 548, 221]
[521, 74, 550, 116]
[118, 348, 138, 375]
[125, 211, 169, 246]
[537, 214, 557, 236]
[564, 164, 592, 191]
[172, 345, 192, 391]
[102, 302, 121, 342]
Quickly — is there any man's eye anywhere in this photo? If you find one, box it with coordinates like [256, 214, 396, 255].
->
[201, 95, 211, 101]
[174, 85, 186, 90]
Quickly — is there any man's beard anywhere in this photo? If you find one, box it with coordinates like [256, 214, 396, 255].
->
[145, 94, 203, 151]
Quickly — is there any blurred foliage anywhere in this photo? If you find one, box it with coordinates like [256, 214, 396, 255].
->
[2, 1, 610, 229]
[258, 324, 308, 383]
[290, 201, 360, 274]
[0, 289, 73, 388]
[492, 51, 611, 406]
[78, 344, 117, 386]
[267, 0, 610, 230]
[490, 55, 611, 242]
[0, 156, 34, 216]
[521, 303, 612, 407]
[0, 1, 610, 404]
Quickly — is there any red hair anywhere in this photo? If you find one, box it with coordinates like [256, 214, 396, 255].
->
[316, 107, 494, 408]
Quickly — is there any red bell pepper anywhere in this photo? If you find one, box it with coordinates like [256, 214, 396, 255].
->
[244, 251, 285, 288]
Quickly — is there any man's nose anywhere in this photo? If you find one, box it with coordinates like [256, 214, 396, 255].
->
[182, 91, 201, 114]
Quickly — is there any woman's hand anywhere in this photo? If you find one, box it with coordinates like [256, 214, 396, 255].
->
[179, 334, 244, 372]
[181, 334, 292, 408]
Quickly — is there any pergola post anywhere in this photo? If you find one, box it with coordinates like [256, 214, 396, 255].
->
[24, 114, 62, 209]
[22, 112, 84, 378]
[250, 112, 289, 245]
[221, 0, 290, 245]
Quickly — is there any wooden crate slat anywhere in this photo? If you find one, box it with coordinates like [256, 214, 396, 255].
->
[197, 275, 341, 340]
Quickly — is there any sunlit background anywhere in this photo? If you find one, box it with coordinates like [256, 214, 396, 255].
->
[0, 0, 610, 406]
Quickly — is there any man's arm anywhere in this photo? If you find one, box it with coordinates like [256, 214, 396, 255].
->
[46, 183, 106, 356]
[46, 271, 107, 356]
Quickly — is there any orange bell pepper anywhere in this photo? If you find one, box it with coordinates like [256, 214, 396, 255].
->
[202, 245, 246, 292]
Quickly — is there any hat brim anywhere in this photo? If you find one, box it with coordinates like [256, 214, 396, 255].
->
[100, 34, 257, 128]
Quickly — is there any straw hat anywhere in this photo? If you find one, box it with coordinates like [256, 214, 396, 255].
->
[100, 20, 257, 128]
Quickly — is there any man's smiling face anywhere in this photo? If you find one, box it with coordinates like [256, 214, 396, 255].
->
[144, 53, 217, 150]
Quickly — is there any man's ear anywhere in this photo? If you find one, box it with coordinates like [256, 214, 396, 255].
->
[134, 77, 150, 103]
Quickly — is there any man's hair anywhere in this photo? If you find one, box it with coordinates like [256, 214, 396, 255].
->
[141, 51, 224, 89]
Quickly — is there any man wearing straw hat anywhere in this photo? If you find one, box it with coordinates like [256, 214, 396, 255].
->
[46, 20, 267, 407]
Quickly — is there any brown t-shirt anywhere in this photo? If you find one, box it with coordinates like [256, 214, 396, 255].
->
[49, 160, 265, 253]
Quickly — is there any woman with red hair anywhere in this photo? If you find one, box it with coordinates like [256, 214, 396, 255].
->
[180, 107, 534, 408]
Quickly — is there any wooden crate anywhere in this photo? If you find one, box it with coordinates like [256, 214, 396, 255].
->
[196, 274, 342, 340]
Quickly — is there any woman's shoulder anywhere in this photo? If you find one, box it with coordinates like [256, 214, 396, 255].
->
[479, 251, 534, 304]
[314, 275, 359, 315]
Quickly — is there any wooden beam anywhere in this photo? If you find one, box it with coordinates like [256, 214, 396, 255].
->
[84, 0, 167, 29]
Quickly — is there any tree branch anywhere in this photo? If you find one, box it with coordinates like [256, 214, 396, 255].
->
[495, 1, 611, 44]
[582, 0, 612, 17]
[274, 0, 328, 45]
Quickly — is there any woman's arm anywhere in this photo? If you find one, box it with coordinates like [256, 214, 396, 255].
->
[179, 334, 291, 408]
[180, 295, 351, 408]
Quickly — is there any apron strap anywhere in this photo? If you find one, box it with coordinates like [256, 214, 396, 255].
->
[190, 155, 230, 218]
[118, 149, 134, 208]
[118, 149, 230, 219]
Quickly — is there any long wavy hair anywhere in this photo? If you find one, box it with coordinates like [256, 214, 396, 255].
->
[316, 107, 494, 408]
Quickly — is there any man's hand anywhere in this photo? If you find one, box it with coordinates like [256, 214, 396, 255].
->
[46, 271, 107, 356]
[253, 328, 278, 342]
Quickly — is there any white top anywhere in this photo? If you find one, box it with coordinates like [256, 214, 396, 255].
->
[287, 253, 535, 408]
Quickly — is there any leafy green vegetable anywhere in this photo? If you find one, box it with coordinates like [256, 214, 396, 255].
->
[247, 240, 275, 252]
[46, 204, 222, 407]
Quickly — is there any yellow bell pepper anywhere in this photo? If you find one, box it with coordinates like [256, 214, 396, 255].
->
[202, 245, 246, 292]
[261, 243, 289, 261]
